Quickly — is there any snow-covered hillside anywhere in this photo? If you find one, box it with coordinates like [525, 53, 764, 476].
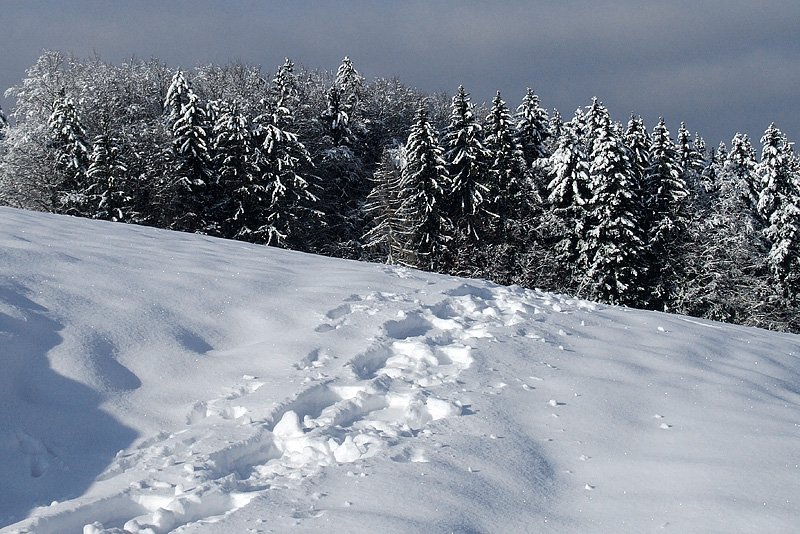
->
[1, 206, 798, 534]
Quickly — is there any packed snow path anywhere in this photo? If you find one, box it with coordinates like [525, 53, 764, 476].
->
[1, 207, 799, 533]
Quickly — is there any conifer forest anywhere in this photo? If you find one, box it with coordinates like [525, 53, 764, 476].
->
[1, 51, 798, 332]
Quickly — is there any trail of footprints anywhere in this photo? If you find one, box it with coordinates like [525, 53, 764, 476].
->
[18, 284, 600, 534]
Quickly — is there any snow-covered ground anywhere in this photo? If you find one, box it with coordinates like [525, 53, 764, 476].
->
[0, 206, 798, 534]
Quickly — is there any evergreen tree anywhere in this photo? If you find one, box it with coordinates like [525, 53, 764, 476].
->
[86, 133, 129, 221]
[623, 114, 650, 193]
[676, 122, 707, 203]
[250, 101, 316, 247]
[583, 97, 606, 144]
[484, 91, 526, 238]
[48, 89, 90, 214]
[756, 124, 800, 297]
[643, 118, 688, 310]
[442, 86, 490, 241]
[676, 122, 704, 174]
[322, 85, 353, 148]
[580, 102, 646, 304]
[335, 56, 365, 110]
[164, 69, 190, 124]
[363, 145, 409, 264]
[726, 134, 758, 212]
[211, 100, 259, 237]
[545, 109, 592, 289]
[514, 88, 551, 164]
[166, 88, 213, 232]
[683, 133, 768, 324]
[270, 58, 300, 128]
[314, 82, 369, 257]
[549, 108, 564, 141]
[400, 106, 450, 270]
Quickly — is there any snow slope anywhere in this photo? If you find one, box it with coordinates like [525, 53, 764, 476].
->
[0, 206, 798, 533]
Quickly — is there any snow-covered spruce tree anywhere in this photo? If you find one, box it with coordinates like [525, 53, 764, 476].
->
[514, 88, 551, 165]
[210, 99, 259, 238]
[85, 132, 130, 221]
[314, 80, 370, 257]
[756, 124, 800, 301]
[623, 114, 650, 195]
[400, 106, 451, 270]
[335, 56, 365, 112]
[48, 89, 91, 215]
[442, 85, 490, 242]
[164, 83, 213, 233]
[249, 100, 316, 248]
[363, 145, 410, 264]
[680, 132, 769, 325]
[578, 101, 647, 305]
[583, 97, 606, 146]
[676, 122, 705, 178]
[322, 85, 353, 148]
[164, 69, 190, 125]
[542, 109, 592, 291]
[642, 118, 689, 310]
[484, 91, 527, 239]
[726, 134, 759, 215]
[676, 122, 710, 213]
[270, 59, 300, 129]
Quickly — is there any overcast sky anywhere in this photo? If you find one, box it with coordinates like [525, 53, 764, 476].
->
[2, 0, 798, 146]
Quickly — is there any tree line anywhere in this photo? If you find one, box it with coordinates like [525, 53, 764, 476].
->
[1, 51, 798, 332]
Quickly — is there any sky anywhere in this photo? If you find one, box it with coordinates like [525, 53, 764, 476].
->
[2, 0, 798, 147]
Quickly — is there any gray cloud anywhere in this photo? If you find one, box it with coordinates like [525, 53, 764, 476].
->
[1, 1, 797, 145]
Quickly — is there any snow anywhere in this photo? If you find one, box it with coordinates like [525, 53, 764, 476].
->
[1, 205, 799, 533]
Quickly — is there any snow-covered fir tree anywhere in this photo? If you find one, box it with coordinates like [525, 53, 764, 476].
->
[726, 133, 759, 212]
[643, 118, 689, 310]
[579, 101, 646, 305]
[756, 123, 800, 297]
[549, 108, 564, 142]
[210, 100, 258, 237]
[484, 91, 527, 239]
[514, 88, 551, 164]
[443, 86, 490, 241]
[583, 97, 607, 145]
[166, 86, 212, 232]
[544, 109, 592, 288]
[335, 56, 365, 111]
[270, 59, 300, 129]
[676, 122, 707, 204]
[400, 106, 450, 270]
[623, 114, 650, 193]
[48, 89, 90, 214]
[682, 132, 769, 325]
[363, 145, 409, 264]
[546, 109, 591, 211]
[86, 133, 129, 221]
[164, 69, 190, 125]
[250, 100, 316, 248]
